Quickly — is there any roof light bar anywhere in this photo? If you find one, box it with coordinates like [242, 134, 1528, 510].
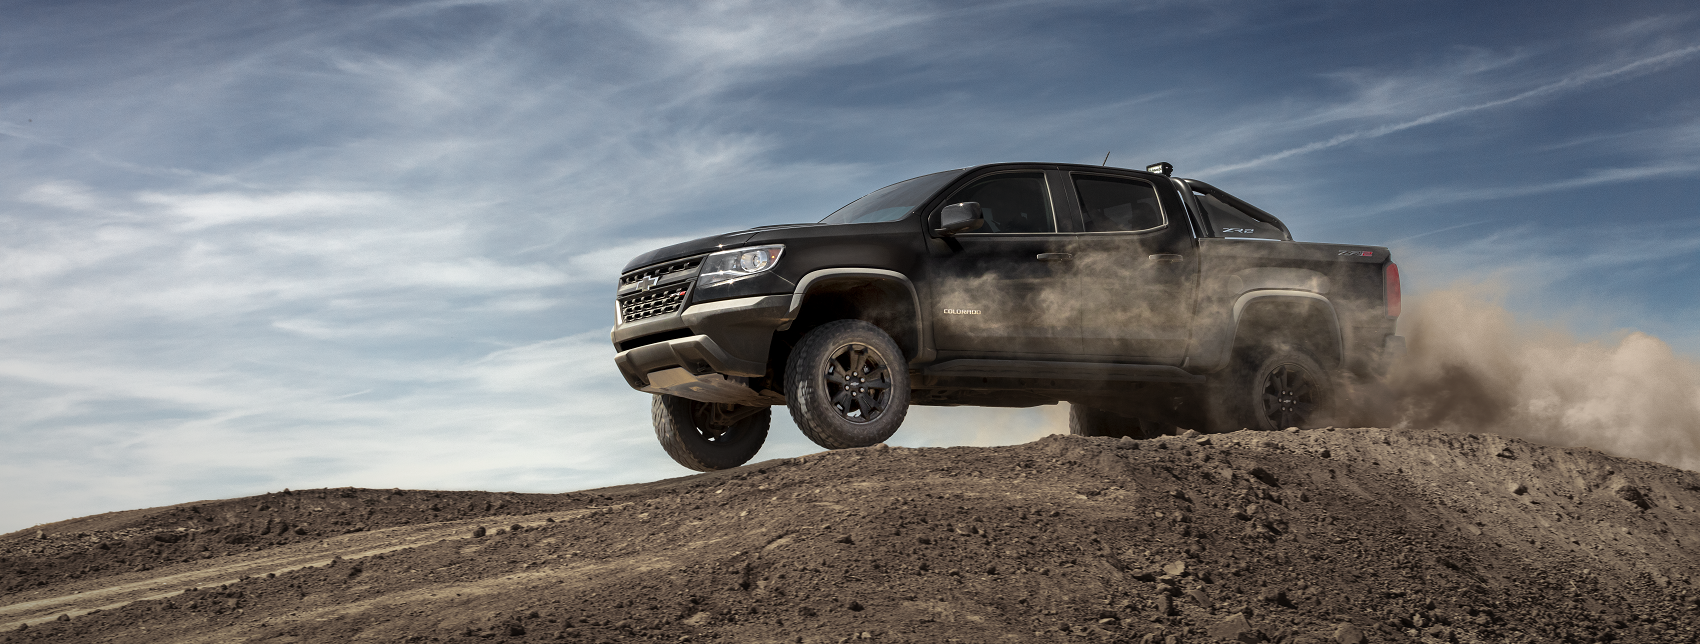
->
[1146, 162, 1173, 176]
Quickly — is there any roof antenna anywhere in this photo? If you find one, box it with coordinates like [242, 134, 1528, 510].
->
[1101, 151, 1111, 166]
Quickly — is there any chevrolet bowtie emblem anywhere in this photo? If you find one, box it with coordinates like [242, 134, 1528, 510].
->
[640, 275, 660, 291]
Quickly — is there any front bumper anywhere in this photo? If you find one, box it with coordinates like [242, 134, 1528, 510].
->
[610, 294, 795, 405]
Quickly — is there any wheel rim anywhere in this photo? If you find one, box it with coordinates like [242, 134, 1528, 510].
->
[689, 402, 759, 443]
[1259, 363, 1316, 430]
[822, 342, 892, 423]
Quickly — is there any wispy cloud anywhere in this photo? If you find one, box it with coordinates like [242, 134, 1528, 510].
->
[1362, 161, 1700, 216]
[1199, 43, 1700, 175]
[1382, 220, 1492, 246]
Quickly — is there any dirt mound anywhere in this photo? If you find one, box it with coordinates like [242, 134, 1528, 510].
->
[3, 427, 1699, 643]
[0, 489, 599, 596]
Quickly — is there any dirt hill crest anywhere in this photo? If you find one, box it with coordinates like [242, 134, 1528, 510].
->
[4, 427, 1698, 643]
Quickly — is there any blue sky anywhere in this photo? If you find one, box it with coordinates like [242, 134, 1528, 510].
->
[3, 0, 1697, 533]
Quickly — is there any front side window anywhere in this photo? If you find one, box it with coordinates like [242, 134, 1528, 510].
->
[1196, 191, 1285, 239]
[946, 172, 1055, 234]
[1075, 175, 1165, 232]
[820, 169, 965, 225]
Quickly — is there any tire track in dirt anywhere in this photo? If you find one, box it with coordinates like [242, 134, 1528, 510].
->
[0, 507, 619, 629]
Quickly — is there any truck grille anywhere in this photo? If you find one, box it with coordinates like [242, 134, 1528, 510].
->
[616, 255, 706, 324]
[618, 280, 693, 323]
[620, 257, 702, 286]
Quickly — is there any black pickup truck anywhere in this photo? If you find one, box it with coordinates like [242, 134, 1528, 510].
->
[611, 162, 1403, 471]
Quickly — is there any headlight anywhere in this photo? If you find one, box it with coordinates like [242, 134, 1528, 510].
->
[699, 244, 784, 288]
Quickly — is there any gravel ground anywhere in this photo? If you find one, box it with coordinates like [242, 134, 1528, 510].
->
[3, 426, 1698, 643]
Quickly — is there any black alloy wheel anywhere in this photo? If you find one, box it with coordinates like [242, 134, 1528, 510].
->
[823, 342, 893, 422]
[1205, 347, 1332, 433]
[1259, 362, 1317, 430]
[785, 319, 911, 449]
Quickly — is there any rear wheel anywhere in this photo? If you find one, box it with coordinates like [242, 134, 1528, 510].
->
[785, 319, 911, 449]
[653, 394, 770, 471]
[1206, 348, 1333, 432]
[1253, 353, 1329, 430]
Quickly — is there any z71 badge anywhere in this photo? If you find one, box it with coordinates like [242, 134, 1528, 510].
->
[1338, 249, 1373, 257]
[942, 309, 982, 315]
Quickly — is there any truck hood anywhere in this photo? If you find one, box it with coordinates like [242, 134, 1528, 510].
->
[620, 223, 824, 273]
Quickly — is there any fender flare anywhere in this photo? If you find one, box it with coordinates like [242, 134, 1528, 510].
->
[1229, 290, 1345, 367]
[787, 268, 934, 363]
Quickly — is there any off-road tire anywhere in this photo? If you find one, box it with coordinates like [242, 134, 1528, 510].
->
[1205, 347, 1333, 433]
[653, 394, 770, 471]
[1068, 404, 1145, 438]
[785, 319, 910, 449]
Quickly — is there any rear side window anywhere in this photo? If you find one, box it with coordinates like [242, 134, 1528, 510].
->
[947, 172, 1055, 233]
[1074, 174, 1165, 232]
[1196, 192, 1285, 239]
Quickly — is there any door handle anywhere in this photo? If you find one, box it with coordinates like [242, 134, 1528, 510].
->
[1036, 253, 1074, 262]
[1148, 254, 1184, 263]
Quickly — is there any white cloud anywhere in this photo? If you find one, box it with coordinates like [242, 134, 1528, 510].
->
[1362, 161, 1700, 216]
[621, 0, 930, 82]
[271, 317, 430, 340]
[19, 180, 107, 211]
[1198, 42, 1700, 175]
[139, 190, 390, 228]
[374, 258, 567, 290]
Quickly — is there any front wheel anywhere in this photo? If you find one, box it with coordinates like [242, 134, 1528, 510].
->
[653, 394, 770, 471]
[785, 319, 911, 449]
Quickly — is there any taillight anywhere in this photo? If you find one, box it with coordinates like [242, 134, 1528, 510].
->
[1384, 262, 1401, 318]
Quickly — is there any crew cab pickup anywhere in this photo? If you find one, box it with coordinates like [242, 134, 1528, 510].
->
[611, 162, 1403, 471]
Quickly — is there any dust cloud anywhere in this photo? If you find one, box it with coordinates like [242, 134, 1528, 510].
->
[1385, 282, 1700, 472]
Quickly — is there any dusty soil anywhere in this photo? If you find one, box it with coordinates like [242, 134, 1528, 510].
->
[3, 427, 1699, 644]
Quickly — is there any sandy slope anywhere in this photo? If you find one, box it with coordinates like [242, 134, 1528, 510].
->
[4, 427, 1699, 643]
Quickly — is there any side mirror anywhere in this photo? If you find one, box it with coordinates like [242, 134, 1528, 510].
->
[936, 202, 984, 235]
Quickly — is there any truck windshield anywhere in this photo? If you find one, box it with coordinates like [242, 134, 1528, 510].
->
[819, 169, 965, 224]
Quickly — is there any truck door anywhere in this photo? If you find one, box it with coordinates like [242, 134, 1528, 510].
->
[1062, 171, 1198, 360]
[923, 169, 1078, 356]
